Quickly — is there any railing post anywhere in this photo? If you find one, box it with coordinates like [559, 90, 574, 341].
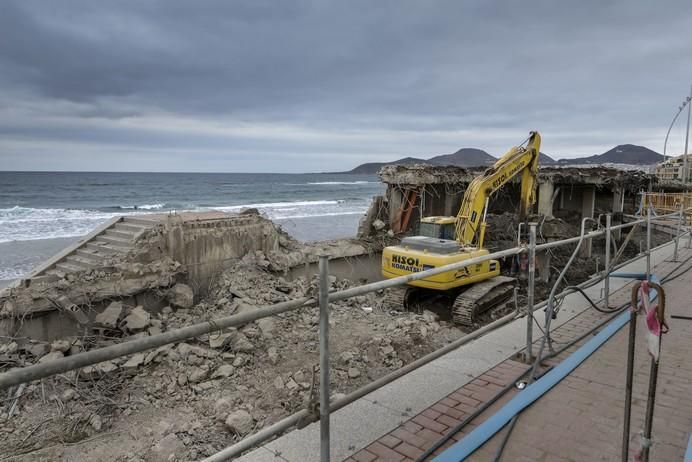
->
[525, 223, 537, 363]
[646, 205, 652, 281]
[674, 202, 683, 261]
[604, 214, 611, 309]
[318, 255, 330, 462]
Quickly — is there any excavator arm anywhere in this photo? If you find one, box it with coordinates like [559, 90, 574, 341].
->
[454, 131, 541, 247]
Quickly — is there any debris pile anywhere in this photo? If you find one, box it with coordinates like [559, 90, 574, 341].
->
[0, 260, 459, 461]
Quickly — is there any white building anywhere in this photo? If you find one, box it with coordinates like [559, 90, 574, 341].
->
[655, 154, 692, 182]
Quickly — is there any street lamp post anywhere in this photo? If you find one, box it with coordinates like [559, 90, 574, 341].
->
[684, 85, 692, 183]
[663, 88, 692, 183]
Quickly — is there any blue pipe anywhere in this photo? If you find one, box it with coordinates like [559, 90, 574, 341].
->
[433, 275, 660, 462]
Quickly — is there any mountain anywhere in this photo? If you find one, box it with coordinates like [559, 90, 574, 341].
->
[539, 152, 556, 164]
[428, 148, 495, 167]
[343, 143, 659, 174]
[344, 148, 557, 174]
[346, 157, 427, 174]
[556, 144, 663, 165]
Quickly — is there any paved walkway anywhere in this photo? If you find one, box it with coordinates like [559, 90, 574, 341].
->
[238, 240, 687, 462]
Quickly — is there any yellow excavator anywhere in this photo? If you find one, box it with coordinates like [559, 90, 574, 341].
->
[381, 131, 541, 327]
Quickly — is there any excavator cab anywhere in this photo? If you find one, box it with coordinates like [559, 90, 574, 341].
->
[419, 217, 456, 240]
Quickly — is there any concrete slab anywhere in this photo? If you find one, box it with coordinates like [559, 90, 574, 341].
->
[264, 399, 404, 462]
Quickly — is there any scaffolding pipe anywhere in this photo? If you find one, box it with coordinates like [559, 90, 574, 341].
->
[604, 214, 611, 310]
[318, 256, 330, 462]
[525, 223, 537, 362]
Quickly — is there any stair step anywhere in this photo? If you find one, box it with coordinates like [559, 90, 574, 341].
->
[114, 222, 148, 234]
[66, 255, 101, 268]
[75, 248, 109, 262]
[55, 262, 88, 273]
[46, 269, 66, 278]
[104, 229, 136, 240]
[85, 242, 129, 254]
[123, 217, 159, 227]
[95, 235, 133, 248]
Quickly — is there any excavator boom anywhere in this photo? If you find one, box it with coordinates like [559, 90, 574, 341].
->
[455, 131, 541, 247]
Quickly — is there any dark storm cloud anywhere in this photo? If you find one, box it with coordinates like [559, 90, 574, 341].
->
[1, 0, 691, 172]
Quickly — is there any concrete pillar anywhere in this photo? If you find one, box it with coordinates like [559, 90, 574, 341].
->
[580, 186, 595, 257]
[388, 187, 403, 229]
[537, 181, 555, 218]
[612, 188, 624, 240]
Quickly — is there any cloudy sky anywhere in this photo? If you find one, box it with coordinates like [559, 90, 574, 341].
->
[1, 1, 691, 173]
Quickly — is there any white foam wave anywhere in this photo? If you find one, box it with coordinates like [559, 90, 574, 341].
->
[0, 199, 369, 243]
[120, 203, 165, 210]
[307, 181, 377, 185]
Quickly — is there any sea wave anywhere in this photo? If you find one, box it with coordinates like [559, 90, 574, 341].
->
[0, 199, 369, 243]
[306, 181, 377, 185]
[118, 203, 165, 210]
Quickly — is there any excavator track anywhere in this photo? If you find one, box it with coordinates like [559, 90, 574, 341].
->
[452, 276, 516, 328]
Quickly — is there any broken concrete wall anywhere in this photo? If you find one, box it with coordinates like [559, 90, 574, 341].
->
[161, 212, 281, 294]
[376, 164, 660, 235]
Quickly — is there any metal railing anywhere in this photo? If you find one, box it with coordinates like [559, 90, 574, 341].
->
[0, 208, 688, 462]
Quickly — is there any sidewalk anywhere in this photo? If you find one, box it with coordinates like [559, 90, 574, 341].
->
[238, 241, 686, 462]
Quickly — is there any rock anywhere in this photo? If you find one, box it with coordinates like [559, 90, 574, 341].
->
[80, 361, 117, 380]
[39, 351, 64, 363]
[256, 318, 276, 339]
[95, 301, 124, 329]
[89, 414, 102, 431]
[123, 306, 151, 331]
[214, 398, 232, 421]
[285, 378, 299, 391]
[162, 306, 173, 315]
[211, 365, 235, 379]
[6, 341, 18, 354]
[123, 353, 146, 370]
[348, 368, 361, 379]
[422, 310, 439, 323]
[231, 333, 254, 353]
[61, 388, 77, 402]
[50, 339, 71, 353]
[147, 433, 185, 462]
[26, 343, 50, 358]
[372, 219, 386, 231]
[339, 352, 354, 364]
[188, 365, 210, 383]
[273, 376, 285, 389]
[177, 343, 218, 359]
[225, 410, 253, 435]
[267, 347, 279, 365]
[209, 332, 233, 349]
[328, 275, 337, 285]
[232, 356, 245, 367]
[293, 370, 305, 382]
[167, 283, 194, 309]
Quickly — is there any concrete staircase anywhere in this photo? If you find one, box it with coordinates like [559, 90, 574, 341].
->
[29, 216, 158, 283]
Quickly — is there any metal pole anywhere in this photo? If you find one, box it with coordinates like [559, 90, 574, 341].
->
[683, 85, 691, 183]
[604, 214, 611, 309]
[674, 202, 683, 261]
[646, 204, 652, 282]
[525, 223, 537, 362]
[318, 256, 330, 462]
[622, 305, 637, 461]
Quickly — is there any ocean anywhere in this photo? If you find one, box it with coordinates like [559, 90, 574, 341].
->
[0, 171, 384, 283]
